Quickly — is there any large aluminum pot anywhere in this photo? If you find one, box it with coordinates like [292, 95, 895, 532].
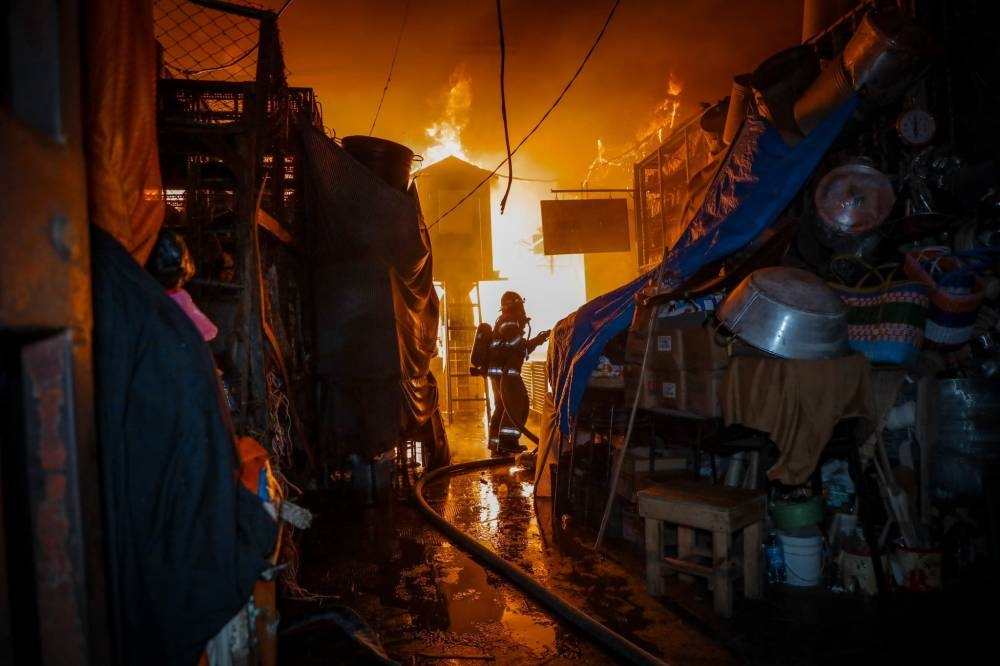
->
[717, 267, 850, 360]
[750, 45, 820, 143]
[842, 7, 929, 105]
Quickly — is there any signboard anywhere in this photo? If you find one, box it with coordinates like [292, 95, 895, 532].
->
[540, 198, 630, 255]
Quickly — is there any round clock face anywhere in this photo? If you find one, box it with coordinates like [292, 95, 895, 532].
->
[896, 109, 936, 146]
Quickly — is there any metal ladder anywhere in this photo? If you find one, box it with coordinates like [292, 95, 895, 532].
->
[442, 281, 491, 424]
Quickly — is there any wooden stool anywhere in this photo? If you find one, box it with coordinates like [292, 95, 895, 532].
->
[637, 480, 766, 617]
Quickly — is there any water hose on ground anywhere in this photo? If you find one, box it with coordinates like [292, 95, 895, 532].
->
[414, 458, 669, 666]
[497, 371, 539, 445]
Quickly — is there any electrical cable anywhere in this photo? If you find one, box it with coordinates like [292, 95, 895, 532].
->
[414, 459, 668, 666]
[496, 0, 514, 213]
[369, 0, 412, 136]
[426, 0, 621, 230]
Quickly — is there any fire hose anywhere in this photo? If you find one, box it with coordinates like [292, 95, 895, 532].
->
[495, 369, 539, 445]
[414, 459, 669, 666]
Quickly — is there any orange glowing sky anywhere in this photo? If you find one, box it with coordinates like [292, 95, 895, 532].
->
[273, 0, 802, 187]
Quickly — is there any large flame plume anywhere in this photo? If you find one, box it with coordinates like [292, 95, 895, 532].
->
[423, 66, 473, 166]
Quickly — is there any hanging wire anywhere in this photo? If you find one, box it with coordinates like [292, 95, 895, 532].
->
[427, 0, 621, 230]
[496, 0, 514, 213]
[277, 0, 294, 16]
[369, 0, 412, 136]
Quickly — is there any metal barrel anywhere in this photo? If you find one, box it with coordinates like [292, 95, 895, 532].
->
[340, 135, 415, 192]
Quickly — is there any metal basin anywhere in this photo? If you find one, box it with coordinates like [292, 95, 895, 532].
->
[717, 267, 850, 360]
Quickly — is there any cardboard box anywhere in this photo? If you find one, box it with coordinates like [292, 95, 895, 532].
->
[624, 365, 724, 418]
[626, 311, 730, 371]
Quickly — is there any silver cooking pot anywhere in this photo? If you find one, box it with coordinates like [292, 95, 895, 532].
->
[717, 267, 850, 360]
[815, 161, 895, 235]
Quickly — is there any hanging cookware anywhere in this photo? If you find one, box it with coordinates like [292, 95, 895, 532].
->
[815, 161, 895, 235]
[717, 266, 850, 360]
[750, 45, 820, 143]
[841, 7, 930, 105]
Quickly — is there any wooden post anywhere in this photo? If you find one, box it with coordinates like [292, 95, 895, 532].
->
[712, 530, 733, 617]
[644, 518, 666, 596]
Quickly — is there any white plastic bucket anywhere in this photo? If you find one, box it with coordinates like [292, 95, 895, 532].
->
[779, 526, 824, 587]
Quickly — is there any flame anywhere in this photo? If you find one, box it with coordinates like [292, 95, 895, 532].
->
[423, 66, 473, 166]
[667, 71, 683, 97]
[582, 138, 609, 186]
[637, 71, 685, 143]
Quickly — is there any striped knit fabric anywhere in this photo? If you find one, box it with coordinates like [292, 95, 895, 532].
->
[830, 281, 929, 366]
[903, 248, 985, 351]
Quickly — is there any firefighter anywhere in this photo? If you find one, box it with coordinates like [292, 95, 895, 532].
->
[486, 291, 549, 455]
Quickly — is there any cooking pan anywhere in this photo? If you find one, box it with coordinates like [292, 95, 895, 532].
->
[717, 266, 850, 360]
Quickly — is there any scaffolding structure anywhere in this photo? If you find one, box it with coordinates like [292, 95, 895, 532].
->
[155, 0, 322, 463]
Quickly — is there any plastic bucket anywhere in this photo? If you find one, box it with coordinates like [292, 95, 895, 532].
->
[778, 526, 823, 587]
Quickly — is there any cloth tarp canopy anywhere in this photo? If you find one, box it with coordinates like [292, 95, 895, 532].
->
[300, 125, 447, 465]
[546, 98, 859, 441]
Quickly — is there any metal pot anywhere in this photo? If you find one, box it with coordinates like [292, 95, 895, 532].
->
[842, 7, 929, 105]
[717, 267, 850, 360]
[750, 45, 820, 143]
[815, 161, 895, 235]
[340, 135, 415, 192]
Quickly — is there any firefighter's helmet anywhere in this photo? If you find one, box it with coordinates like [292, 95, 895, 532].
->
[500, 291, 525, 313]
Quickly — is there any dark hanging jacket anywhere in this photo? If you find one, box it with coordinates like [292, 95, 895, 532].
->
[91, 227, 277, 665]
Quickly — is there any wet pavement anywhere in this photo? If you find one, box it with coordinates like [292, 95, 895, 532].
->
[278, 412, 999, 665]
[279, 412, 734, 665]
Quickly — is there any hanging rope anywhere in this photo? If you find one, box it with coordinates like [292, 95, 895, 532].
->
[496, 0, 514, 213]
[427, 0, 621, 230]
[369, 0, 412, 136]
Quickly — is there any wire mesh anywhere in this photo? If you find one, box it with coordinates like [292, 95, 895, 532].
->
[154, 0, 264, 82]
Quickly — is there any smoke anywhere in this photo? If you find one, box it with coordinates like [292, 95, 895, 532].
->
[277, 0, 802, 188]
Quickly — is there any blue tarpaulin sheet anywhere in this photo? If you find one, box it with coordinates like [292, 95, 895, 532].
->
[547, 97, 859, 435]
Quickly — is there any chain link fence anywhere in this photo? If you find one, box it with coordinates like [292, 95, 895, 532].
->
[154, 0, 265, 82]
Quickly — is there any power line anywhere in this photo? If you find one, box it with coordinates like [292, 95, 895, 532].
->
[427, 0, 621, 230]
[496, 0, 514, 213]
[369, 0, 412, 136]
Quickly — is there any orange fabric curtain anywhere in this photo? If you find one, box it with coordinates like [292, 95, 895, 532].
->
[85, 0, 163, 264]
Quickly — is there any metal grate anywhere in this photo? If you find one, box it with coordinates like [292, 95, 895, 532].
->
[523, 360, 548, 416]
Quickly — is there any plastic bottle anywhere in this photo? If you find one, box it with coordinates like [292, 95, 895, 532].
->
[765, 531, 787, 584]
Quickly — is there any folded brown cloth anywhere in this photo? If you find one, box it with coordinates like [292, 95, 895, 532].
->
[721, 353, 875, 485]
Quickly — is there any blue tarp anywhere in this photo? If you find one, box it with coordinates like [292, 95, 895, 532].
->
[547, 97, 859, 435]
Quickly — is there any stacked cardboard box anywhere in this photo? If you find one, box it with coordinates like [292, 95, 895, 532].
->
[624, 308, 730, 417]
